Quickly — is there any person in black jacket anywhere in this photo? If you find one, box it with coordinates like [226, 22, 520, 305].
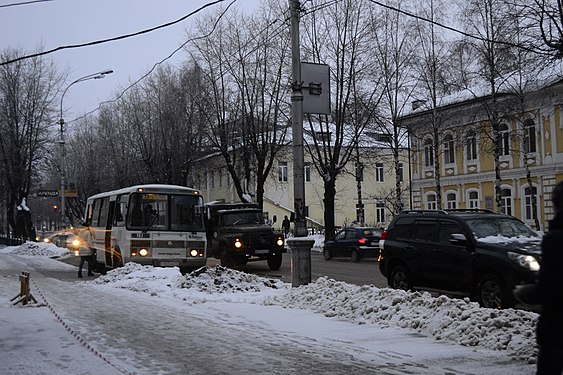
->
[514, 181, 563, 375]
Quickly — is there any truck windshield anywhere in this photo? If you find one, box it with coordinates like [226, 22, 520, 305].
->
[128, 193, 204, 231]
[222, 211, 264, 226]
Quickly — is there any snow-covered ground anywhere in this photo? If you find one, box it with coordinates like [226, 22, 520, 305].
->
[0, 241, 538, 374]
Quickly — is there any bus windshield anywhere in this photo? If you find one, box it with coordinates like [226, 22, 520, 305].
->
[128, 193, 204, 231]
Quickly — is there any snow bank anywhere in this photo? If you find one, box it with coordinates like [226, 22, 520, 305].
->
[0, 241, 72, 258]
[264, 277, 538, 362]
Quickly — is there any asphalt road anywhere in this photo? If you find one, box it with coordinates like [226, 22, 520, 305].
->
[206, 251, 389, 287]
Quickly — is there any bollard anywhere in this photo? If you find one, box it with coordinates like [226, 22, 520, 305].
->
[287, 238, 315, 287]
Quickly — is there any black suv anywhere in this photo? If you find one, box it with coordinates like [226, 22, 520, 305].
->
[378, 210, 542, 309]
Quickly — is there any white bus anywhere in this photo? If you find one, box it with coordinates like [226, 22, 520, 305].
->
[83, 184, 207, 275]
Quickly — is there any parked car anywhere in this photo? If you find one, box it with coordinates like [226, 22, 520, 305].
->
[323, 227, 382, 262]
[378, 209, 542, 309]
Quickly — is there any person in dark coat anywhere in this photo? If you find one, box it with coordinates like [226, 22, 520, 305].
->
[282, 215, 291, 238]
[514, 181, 563, 375]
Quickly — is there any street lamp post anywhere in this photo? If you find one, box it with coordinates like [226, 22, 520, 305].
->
[59, 69, 113, 227]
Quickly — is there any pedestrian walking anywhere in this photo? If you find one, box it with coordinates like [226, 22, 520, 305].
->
[282, 215, 291, 238]
[514, 181, 563, 375]
[77, 223, 95, 278]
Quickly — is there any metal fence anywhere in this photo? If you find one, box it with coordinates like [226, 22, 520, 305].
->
[0, 235, 25, 246]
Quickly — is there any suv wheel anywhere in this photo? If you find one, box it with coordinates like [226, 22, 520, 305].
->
[323, 248, 331, 260]
[390, 265, 412, 291]
[350, 249, 360, 262]
[477, 274, 514, 309]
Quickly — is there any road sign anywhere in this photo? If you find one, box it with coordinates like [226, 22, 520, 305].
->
[37, 190, 59, 197]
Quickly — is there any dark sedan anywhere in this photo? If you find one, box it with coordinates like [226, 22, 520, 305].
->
[323, 227, 382, 262]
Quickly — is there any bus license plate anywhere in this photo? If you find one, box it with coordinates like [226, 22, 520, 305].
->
[160, 261, 177, 267]
[255, 249, 269, 254]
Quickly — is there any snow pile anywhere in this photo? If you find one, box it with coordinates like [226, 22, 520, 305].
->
[0, 241, 71, 258]
[176, 265, 288, 293]
[264, 277, 538, 362]
[477, 235, 542, 244]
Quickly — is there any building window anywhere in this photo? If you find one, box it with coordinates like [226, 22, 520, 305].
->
[466, 129, 477, 161]
[316, 131, 331, 143]
[424, 138, 434, 167]
[523, 119, 536, 154]
[375, 163, 384, 182]
[376, 202, 385, 224]
[468, 191, 479, 209]
[444, 134, 455, 164]
[499, 123, 510, 156]
[218, 169, 223, 188]
[524, 186, 538, 221]
[446, 192, 457, 209]
[426, 193, 437, 210]
[278, 161, 288, 182]
[398, 163, 404, 182]
[209, 171, 215, 190]
[304, 164, 311, 183]
[501, 188, 512, 216]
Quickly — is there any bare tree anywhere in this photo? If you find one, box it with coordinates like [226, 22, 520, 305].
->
[369, 0, 418, 214]
[0, 48, 63, 239]
[300, 0, 383, 239]
[188, 7, 290, 208]
[459, 0, 522, 212]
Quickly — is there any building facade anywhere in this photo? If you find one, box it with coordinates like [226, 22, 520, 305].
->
[191, 144, 410, 232]
[401, 80, 563, 231]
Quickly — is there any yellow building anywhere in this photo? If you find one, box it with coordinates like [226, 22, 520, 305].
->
[192, 141, 409, 231]
[400, 79, 563, 231]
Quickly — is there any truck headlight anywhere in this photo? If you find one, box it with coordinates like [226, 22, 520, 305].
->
[234, 238, 243, 249]
[508, 252, 540, 272]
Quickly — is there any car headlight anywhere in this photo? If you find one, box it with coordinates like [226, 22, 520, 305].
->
[508, 252, 540, 271]
[72, 239, 81, 248]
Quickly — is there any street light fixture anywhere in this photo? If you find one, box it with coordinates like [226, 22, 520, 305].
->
[59, 69, 113, 228]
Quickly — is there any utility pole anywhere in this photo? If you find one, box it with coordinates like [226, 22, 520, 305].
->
[355, 146, 364, 225]
[290, 0, 307, 237]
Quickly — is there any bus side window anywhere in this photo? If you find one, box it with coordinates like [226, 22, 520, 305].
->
[85, 203, 94, 226]
[91, 199, 102, 227]
[98, 198, 110, 228]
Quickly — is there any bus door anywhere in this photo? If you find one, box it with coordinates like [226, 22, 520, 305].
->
[105, 200, 117, 267]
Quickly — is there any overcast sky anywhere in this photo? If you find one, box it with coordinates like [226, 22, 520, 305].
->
[0, 0, 260, 124]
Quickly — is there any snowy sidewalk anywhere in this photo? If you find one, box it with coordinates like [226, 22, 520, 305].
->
[0, 243, 536, 374]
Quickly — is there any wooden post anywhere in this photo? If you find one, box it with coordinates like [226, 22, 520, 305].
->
[10, 271, 37, 305]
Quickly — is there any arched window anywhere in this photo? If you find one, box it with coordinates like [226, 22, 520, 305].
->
[468, 191, 479, 209]
[424, 138, 434, 167]
[426, 193, 437, 210]
[523, 119, 536, 153]
[524, 186, 538, 221]
[465, 129, 477, 161]
[446, 192, 457, 209]
[444, 134, 455, 164]
[499, 123, 510, 156]
[501, 188, 512, 216]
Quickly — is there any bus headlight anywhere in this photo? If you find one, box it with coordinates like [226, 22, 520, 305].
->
[139, 248, 149, 257]
[234, 238, 243, 249]
[190, 249, 199, 257]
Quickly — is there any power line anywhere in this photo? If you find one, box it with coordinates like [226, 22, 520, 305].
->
[0, 0, 229, 66]
[71, 0, 241, 123]
[367, 0, 552, 57]
[0, 0, 52, 8]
